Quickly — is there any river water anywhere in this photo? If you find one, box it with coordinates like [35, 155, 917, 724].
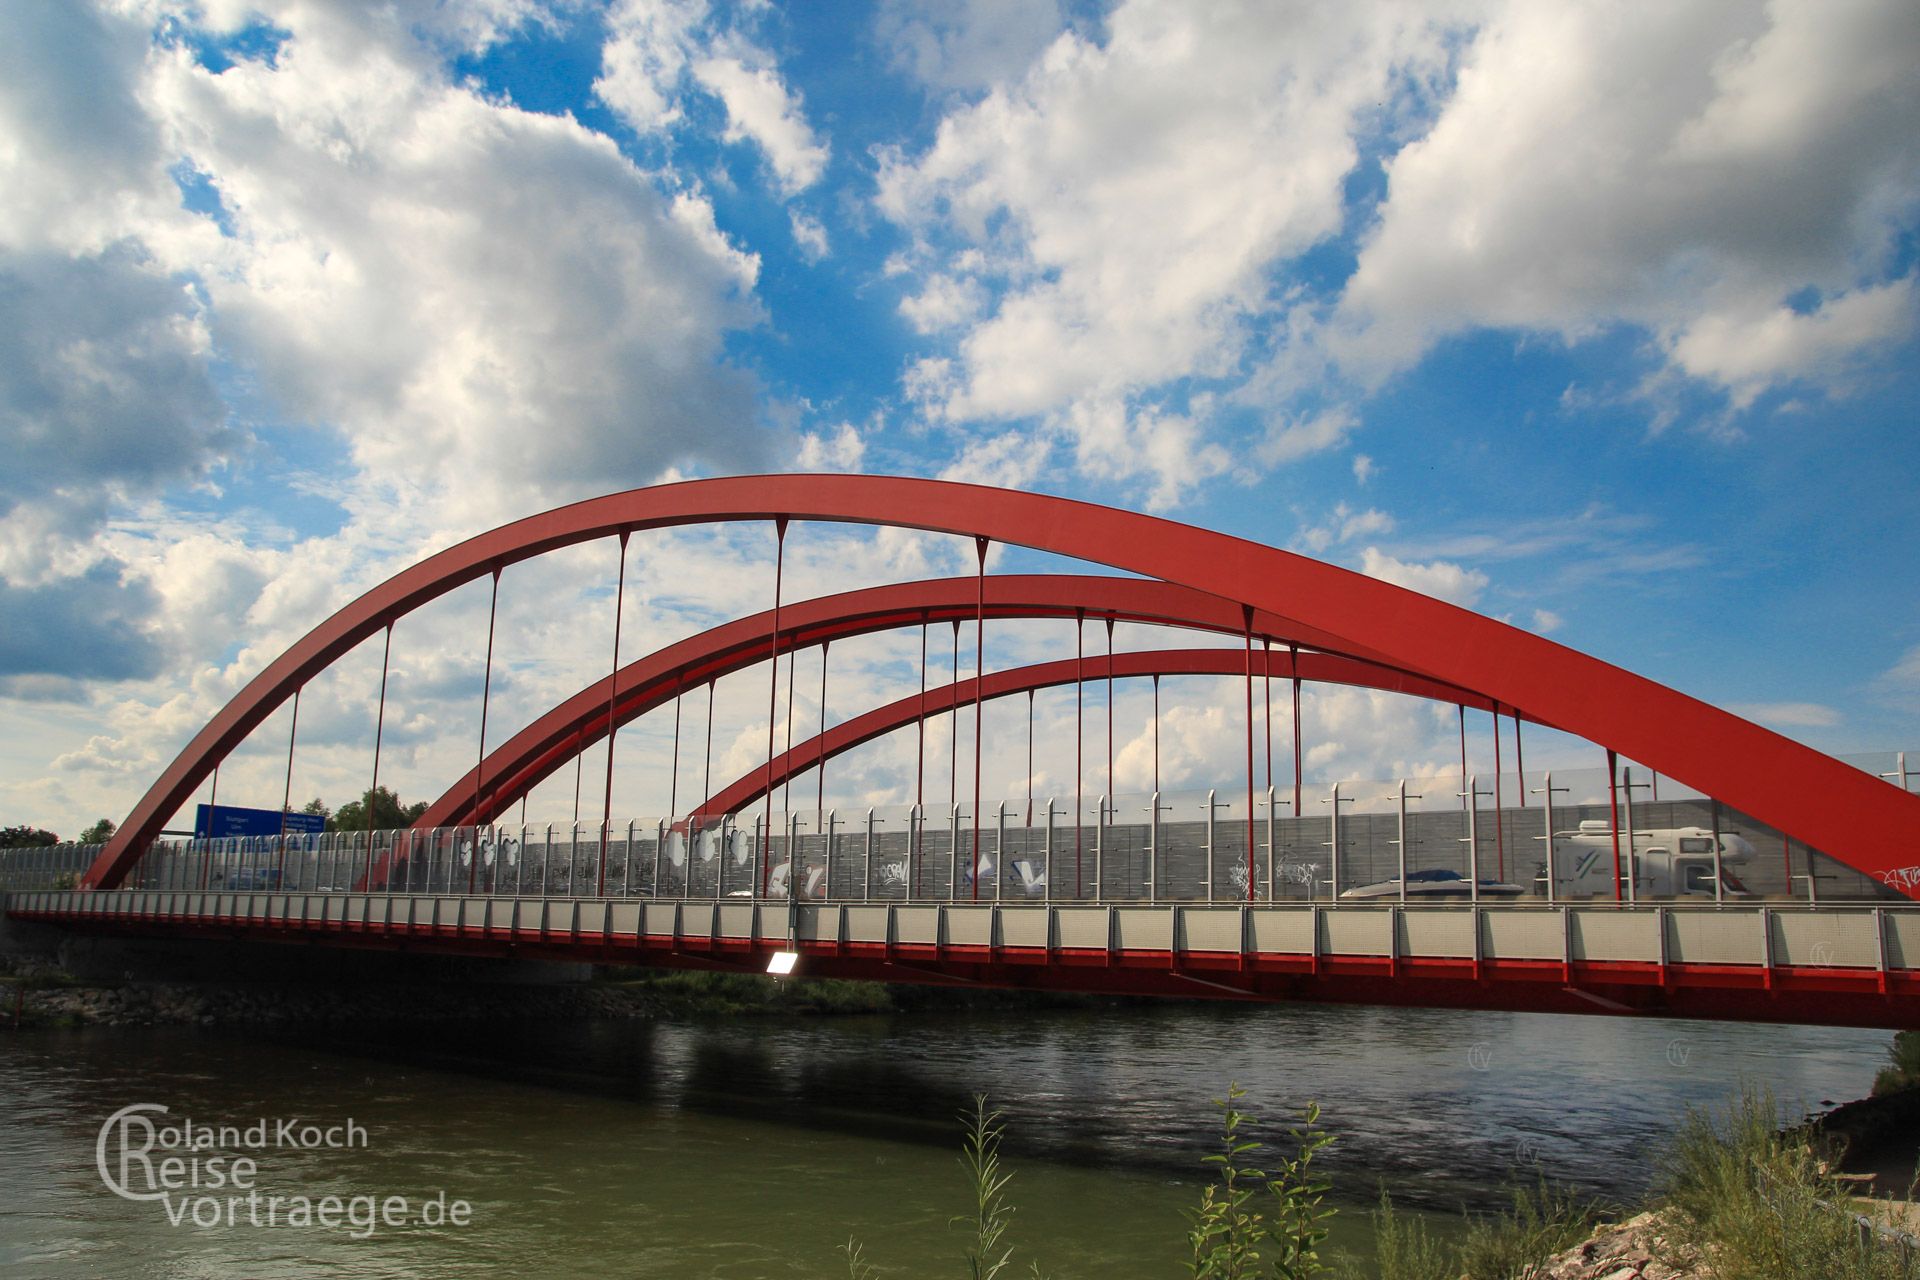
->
[0, 1001, 1891, 1278]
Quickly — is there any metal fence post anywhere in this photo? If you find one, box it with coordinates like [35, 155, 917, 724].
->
[861, 808, 873, 902]
[1044, 797, 1055, 904]
[790, 811, 802, 900]
[909, 803, 923, 901]
[1395, 780, 1415, 905]
[1096, 794, 1107, 902]
[1266, 786, 1277, 901]
[995, 802, 1006, 903]
[1621, 766, 1638, 905]
[1466, 776, 1480, 905]
[751, 814, 763, 900]
[1204, 788, 1216, 903]
[1323, 783, 1349, 902]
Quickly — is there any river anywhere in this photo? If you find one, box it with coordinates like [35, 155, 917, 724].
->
[0, 1000, 1890, 1277]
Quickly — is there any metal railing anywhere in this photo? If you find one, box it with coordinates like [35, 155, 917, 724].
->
[4, 776, 1914, 907]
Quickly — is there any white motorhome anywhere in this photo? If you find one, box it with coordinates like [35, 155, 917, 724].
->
[1543, 820, 1757, 899]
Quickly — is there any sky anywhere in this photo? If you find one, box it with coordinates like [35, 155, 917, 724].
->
[1, 0, 1917, 837]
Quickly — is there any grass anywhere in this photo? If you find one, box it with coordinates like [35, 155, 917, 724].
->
[1349, 1190, 1452, 1280]
[1453, 1179, 1596, 1280]
[1341, 1179, 1594, 1280]
[1658, 1081, 1920, 1280]
[1876, 1031, 1920, 1097]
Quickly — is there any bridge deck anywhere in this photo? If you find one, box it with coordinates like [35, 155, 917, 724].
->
[11, 890, 1920, 1029]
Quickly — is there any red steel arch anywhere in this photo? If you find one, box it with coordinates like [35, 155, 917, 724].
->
[92, 474, 1920, 892]
[696, 646, 1475, 816]
[413, 574, 1507, 831]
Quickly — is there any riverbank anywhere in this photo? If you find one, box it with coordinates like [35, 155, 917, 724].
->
[0, 961, 657, 1029]
[1487, 1082, 1920, 1280]
[1523, 1210, 1711, 1280]
[0, 957, 1124, 1029]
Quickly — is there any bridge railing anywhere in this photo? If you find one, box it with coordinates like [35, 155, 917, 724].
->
[8, 748, 1914, 902]
[0, 842, 102, 891]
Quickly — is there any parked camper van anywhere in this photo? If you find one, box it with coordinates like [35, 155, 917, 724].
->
[1544, 820, 1757, 898]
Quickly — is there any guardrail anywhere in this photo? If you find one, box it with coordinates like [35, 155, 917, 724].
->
[6, 792, 1911, 906]
[11, 888, 1920, 974]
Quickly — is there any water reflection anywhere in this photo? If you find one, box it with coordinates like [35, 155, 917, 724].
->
[0, 1002, 1891, 1279]
[307, 999, 1882, 1205]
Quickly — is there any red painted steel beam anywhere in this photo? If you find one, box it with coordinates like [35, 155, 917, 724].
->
[17, 902, 1920, 1029]
[697, 646, 1480, 815]
[91, 475, 1920, 893]
[414, 574, 1493, 832]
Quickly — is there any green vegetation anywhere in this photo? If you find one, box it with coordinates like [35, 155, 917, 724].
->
[830, 1079, 1920, 1280]
[1453, 1180, 1595, 1280]
[846, 1087, 1339, 1279]
[1185, 1085, 1336, 1279]
[1354, 1190, 1451, 1280]
[956, 1096, 1030, 1280]
[78, 818, 116, 844]
[1659, 1082, 1920, 1280]
[1875, 1031, 1920, 1097]
[1342, 1178, 1592, 1280]
[0, 824, 60, 847]
[323, 786, 430, 832]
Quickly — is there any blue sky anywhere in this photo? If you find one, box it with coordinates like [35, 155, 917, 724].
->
[1, 1, 1917, 835]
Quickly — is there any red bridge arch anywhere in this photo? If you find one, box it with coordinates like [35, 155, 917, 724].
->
[694, 645, 1496, 817]
[414, 574, 1511, 832]
[91, 474, 1920, 893]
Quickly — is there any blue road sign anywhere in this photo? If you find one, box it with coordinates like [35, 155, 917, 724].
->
[194, 804, 327, 839]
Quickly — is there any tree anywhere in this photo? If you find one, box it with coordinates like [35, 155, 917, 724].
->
[328, 786, 430, 832]
[300, 797, 330, 820]
[79, 818, 117, 845]
[0, 825, 60, 848]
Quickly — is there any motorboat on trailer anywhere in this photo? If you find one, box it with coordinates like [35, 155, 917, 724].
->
[1338, 868, 1528, 901]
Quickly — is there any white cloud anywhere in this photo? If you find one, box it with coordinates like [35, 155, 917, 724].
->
[936, 430, 1053, 493]
[1049, 397, 1233, 511]
[143, 7, 768, 520]
[598, 0, 828, 196]
[1880, 644, 1920, 711]
[877, 3, 1469, 420]
[795, 421, 864, 472]
[593, 0, 706, 133]
[0, 250, 231, 582]
[900, 273, 988, 334]
[1727, 701, 1842, 729]
[1255, 407, 1357, 469]
[875, 0, 1068, 93]
[1351, 454, 1375, 485]
[877, 2, 1477, 498]
[788, 208, 829, 261]
[1328, 1, 1920, 410]
[1667, 278, 1918, 409]
[1297, 502, 1393, 555]
[1357, 547, 1489, 609]
[1530, 609, 1562, 634]
[0, 0, 795, 831]
[691, 55, 829, 194]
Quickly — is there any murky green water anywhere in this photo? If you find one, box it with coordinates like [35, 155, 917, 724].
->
[0, 1001, 1891, 1277]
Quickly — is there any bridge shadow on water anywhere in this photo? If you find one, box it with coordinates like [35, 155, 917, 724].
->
[241, 991, 1890, 1213]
